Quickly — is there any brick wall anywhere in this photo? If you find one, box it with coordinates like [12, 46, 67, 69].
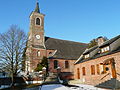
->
[30, 48, 47, 72]
[74, 52, 120, 85]
[49, 59, 75, 79]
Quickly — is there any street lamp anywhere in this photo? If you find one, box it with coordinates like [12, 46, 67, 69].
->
[42, 67, 46, 81]
[56, 67, 61, 78]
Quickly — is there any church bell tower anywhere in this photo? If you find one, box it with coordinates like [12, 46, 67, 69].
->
[26, 1, 46, 72]
[29, 1, 45, 46]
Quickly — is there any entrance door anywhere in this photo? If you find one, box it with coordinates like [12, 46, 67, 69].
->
[110, 60, 117, 78]
[103, 58, 117, 78]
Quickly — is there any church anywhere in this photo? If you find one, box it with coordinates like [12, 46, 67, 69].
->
[25, 2, 120, 88]
[25, 2, 88, 79]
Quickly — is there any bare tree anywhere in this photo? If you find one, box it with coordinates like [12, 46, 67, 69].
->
[0, 25, 27, 86]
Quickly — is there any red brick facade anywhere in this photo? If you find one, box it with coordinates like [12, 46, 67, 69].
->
[74, 51, 120, 85]
[25, 2, 87, 80]
[49, 59, 75, 79]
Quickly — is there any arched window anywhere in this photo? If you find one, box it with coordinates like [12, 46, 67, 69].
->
[65, 61, 69, 68]
[96, 64, 100, 75]
[77, 68, 80, 79]
[54, 60, 58, 69]
[82, 67, 86, 76]
[49, 52, 52, 54]
[36, 18, 41, 25]
[37, 51, 41, 57]
[91, 65, 95, 75]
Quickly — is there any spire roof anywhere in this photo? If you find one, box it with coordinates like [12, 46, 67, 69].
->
[34, 1, 40, 13]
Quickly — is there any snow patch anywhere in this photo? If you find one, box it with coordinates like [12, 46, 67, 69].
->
[41, 84, 68, 90]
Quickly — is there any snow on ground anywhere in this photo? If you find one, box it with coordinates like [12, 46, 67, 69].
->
[0, 85, 10, 89]
[41, 84, 107, 90]
[41, 84, 68, 90]
[70, 84, 106, 90]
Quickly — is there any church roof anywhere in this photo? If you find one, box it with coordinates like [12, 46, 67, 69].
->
[45, 37, 88, 60]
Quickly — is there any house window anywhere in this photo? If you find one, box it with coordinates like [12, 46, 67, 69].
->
[103, 65, 107, 74]
[65, 61, 69, 68]
[100, 63, 107, 74]
[82, 67, 86, 76]
[37, 51, 41, 57]
[96, 64, 100, 75]
[91, 65, 95, 75]
[84, 54, 89, 59]
[77, 68, 80, 79]
[54, 60, 58, 69]
[101, 46, 110, 53]
[36, 18, 41, 25]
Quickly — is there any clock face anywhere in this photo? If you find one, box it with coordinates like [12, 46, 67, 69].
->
[36, 35, 40, 39]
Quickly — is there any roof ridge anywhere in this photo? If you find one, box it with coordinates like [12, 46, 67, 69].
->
[45, 36, 88, 45]
[99, 34, 120, 48]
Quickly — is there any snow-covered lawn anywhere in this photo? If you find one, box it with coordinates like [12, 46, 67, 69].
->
[41, 84, 108, 90]
[41, 84, 68, 90]
[69, 84, 107, 90]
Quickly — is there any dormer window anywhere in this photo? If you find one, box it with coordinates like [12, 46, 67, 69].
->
[101, 46, 110, 53]
[84, 54, 89, 59]
[36, 17, 41, 25]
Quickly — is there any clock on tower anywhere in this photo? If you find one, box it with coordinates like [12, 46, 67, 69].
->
[26, 1, 46, 73]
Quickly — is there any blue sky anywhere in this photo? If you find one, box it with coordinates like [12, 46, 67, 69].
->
[0, 0, 120, 43]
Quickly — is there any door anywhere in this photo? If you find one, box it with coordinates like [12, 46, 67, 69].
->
[111, 60, 117, 78]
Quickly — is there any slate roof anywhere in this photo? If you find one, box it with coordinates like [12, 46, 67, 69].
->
[45, 37, 88, 60]
[32, 45, 45, 49]
[75, 35, 120, 64]
[83, 46, 98, 55]
[99, 35, 120, 48]
[34, 2, 40, 13]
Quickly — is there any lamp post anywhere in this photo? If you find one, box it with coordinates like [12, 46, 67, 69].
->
[42, 67, 46, 81]
[56, 67, 61, 78]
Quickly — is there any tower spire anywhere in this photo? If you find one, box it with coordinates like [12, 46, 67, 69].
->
[34, 0, 40, 13]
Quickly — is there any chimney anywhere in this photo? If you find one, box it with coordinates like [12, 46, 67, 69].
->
[97, 36, 105, 46]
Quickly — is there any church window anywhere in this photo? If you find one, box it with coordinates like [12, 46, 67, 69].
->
[82, 67, 86, 76]
[37, 51, 41, 56]
[65, 61, 69, 68]
[49, 52, 52, 54]
[36, 17, 41, 25]
[54, 60, 58, 69]
[91, 65, 95, 75]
